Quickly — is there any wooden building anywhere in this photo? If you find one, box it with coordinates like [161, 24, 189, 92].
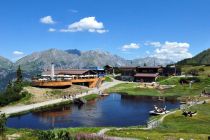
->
[134, 73, 159, 82]
[117, 66, 162, 82]
[118, 67, 136, 81]
[134, 66, 162, 82]
[42, 69, 98, 79]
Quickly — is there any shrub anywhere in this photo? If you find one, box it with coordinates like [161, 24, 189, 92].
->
[36, 130, 73, 140]
[198, 67, 205, 72]
[0, 114, 6, 134]
[186, 69, 199, 76]
[179, 77, 201, 84]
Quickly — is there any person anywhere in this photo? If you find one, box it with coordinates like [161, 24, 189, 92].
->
[154, 105, 160, 112]
[163, 106, 167, 111]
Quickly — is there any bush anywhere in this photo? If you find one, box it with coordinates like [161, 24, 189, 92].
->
[198, 67, 205, 72]
[156, 76, 168, 82]
[36, 130, 73, 140]
[179, 77, 201, 84]
[187, 69, 199, 76]
[0, 114, 6, 134]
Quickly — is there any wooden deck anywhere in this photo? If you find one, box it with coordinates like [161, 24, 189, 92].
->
[32, 80, 72, 88]
[32, 77, 105, 88]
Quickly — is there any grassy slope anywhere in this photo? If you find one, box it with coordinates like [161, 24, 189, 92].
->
[104, 76, 113, 82]
[107, 83, 161, 96]
[108, 76, 210, 97]
[83, 94, 99, 100]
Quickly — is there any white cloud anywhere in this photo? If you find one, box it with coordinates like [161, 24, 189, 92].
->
[144, 41, 161, 47]
[13, 51, 24, 55]
[60, 17, 108, 33]
[48, 28, 56, 32]
[40, 16, 55, 24]
[151, 41, 192, 62]
[121, 43, 140, 51]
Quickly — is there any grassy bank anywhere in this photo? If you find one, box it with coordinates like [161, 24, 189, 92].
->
[107, 103, 210, 139]
[83, 94, 99, 100]
[107, 83, 161, 96]
[104, 76, 113, 82]
[107, 76, 210, 98]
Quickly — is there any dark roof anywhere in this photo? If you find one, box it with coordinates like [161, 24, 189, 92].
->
[42, 69, 96, 75]
[136, 66, 162, 69]
[134, 73, 159, 78]
[118, 67, 136, 70]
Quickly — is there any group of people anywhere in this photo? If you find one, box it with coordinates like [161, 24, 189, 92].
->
[62, 92, 88, 100]
[154, 105, 167, 113]
[201, 89, 210, 97]
[63, 94, 74, 100]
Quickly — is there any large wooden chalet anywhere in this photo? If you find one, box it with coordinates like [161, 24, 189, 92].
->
[113, 66, 180, 83]
[134, 66, 162, 82]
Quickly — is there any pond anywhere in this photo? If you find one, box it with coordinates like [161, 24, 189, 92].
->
[6, 93, 180, 129]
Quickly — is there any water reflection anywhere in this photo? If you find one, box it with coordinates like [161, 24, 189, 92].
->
[6, 93, 180, 129]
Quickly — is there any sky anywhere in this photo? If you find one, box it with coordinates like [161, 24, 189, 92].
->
[1, 0, 210, 62]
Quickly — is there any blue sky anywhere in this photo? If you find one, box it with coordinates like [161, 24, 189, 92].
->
[0, 0, 210, 61]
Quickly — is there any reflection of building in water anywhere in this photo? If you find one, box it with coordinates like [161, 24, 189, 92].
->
[34, 107, 72, 128]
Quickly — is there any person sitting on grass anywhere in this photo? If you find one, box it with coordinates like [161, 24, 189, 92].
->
[182, 110, 197, 117]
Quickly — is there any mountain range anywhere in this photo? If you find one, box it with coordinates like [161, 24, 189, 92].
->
[0, 48, 174, 90]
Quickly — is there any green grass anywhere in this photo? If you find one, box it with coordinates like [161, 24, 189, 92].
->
[104, 76, 113, 82]
[107, 83, 161, 96]
[9, 92, 33, 105]
[181, 65, 210, 77]
[83, 94, 99, 101]
[159, 103, 210, 134]
[107, 76, 210, 98]
[159, 76, 180, 85]
[107, 129, 208, 140]
[156, 76, 170, 82]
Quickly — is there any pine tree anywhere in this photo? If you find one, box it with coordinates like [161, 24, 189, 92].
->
[5, 81, 14, 95]
[16, 65, 23, 83]
[0, 114, 6, 134]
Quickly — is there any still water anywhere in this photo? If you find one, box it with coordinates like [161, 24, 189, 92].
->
[6, 93, 180, 129]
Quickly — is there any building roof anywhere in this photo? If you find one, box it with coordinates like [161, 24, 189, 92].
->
[134, 73, 159, 78]
[42, 69, 96, 75]
[118, 67, 136, 70]
[136, 66, 162, 69]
